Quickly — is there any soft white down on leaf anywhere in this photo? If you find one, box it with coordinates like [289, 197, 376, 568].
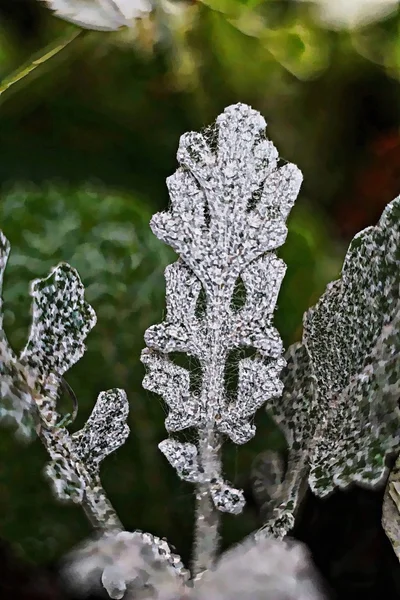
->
[63, 532, 324, 600]
[297, 0, 399, 28]
[193, 536, 324, 600]
[142, 103, 302, 516]
[62, 530, 188, 599]
[43, 0, 152, 30]
[141, 102, 302, 572]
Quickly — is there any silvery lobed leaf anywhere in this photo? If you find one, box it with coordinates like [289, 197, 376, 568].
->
[43, 0, 152, 31]
[142, 104, 302, 528]
[19, 261, 97, 426]
[22, 267, 129, 529]
[208, 479, 245, 515]
[158, 439, 245, 514]
[304, 196, 400, 496]
[43, 389, 130, 530]
[72, 388, 130, 477]
[0, 232, 127, 529]
[158, 439, 203, 483]
[22, 263, 96, 377]
[258, 196, 400, 539]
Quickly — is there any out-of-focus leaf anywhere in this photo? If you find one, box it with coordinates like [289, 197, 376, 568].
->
[296, 0, 399, 30]
[43, 0, 152, 31]
[352, 19, 400, 80]
[262, 22, 330, 80]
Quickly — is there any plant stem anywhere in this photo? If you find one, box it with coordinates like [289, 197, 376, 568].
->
[37, 405, 122, 532]
[82, 481, 123, 532]
[0, 29, 85, 98]
[191, 293, 230, 574]
[192, 428, 222, 575]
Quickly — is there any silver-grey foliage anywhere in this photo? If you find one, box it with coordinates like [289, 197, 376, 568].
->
[2, 101, 399, 598]
[258, 195, 400, 538]
[141, 102, 302, 571]
[0, 229, 186, 585]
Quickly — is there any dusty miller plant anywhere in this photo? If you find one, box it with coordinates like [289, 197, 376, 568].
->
[252, 185, 400, 541]
[0, 103, 399, 598]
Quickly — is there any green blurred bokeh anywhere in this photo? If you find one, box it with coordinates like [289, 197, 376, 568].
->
[0, 0, 398, 568]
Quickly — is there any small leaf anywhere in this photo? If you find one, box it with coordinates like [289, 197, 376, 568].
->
[21, 262, 97, 386]
[158, 439, 203, 483]
[73, 388, 130, 476]
[209, 480, 245, 515]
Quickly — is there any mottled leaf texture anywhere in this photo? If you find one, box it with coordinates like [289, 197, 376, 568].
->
[158, 439, 203, 483]
[305, 197, 400, 496]
[260, 196, 400, 538]
[7, 257, 96, 434]
[142, 103, 302, 531]
[0, 230, 187, 581]
[21, 263, 97, 394]
[266, 342, 316, 452]
[72, 389, 130, 476]
[0, 237, 98, 436]
[0, 230, 37, 439]
[44, 388, 130, 515]
[0, 231, 125, 527]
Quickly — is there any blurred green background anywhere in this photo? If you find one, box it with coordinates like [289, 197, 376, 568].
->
[0, 0, 399, 576]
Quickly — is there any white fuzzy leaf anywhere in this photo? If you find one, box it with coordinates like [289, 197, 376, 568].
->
[256, 196, 400, 539]
[296, 0, 399, 29]
[142, 104, 302, 517]
[194, 536, 324, 600]
[43, 0, 152, 31]
[62, 530, 188, 598]
[73, 388, 130, 476]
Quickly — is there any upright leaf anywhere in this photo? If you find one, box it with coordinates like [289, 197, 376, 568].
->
[259, 196, 400, 537]
[304, 197, 400, 496]
[142, 103, 302, 569]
